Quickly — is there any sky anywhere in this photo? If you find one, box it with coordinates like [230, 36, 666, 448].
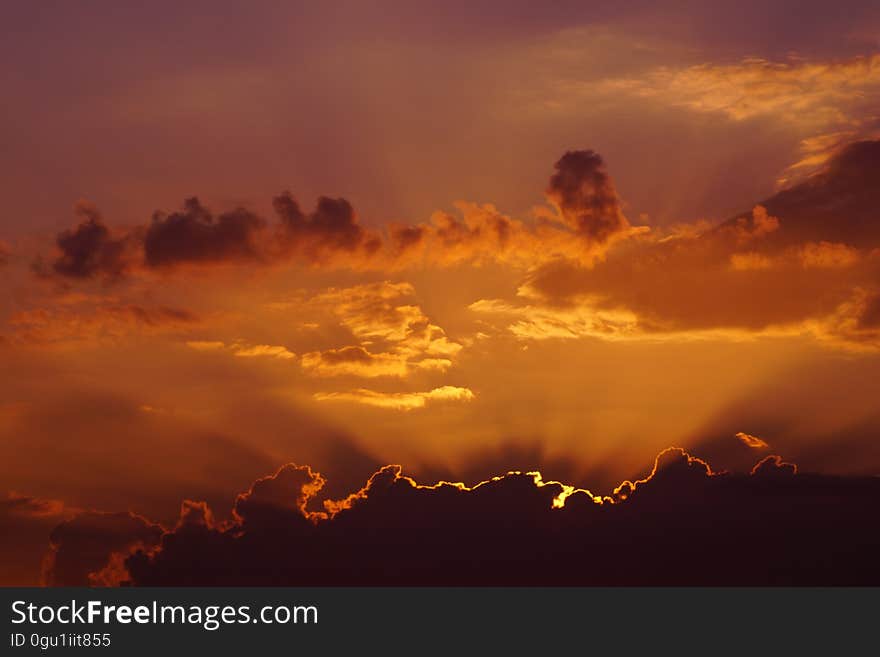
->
[2, 2, 880, 585]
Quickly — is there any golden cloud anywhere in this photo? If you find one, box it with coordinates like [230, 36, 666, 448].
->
[304, 281, 463, 378]
[313, 386, 476, 411]
[186, 340, 295, 360]
[300, 346, 411, 378]
[597, 54, 880, 126]
[735, 432, 769, 449]
[8, 304, 197, 345]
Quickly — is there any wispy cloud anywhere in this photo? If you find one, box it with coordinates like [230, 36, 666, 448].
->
[186, 340, 295, 360]
[313, 386, 475, 411]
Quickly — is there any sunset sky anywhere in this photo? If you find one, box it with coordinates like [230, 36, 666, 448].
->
[2, 2, 880, 585]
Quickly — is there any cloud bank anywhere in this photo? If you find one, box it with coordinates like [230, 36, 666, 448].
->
[476, 140, 880, 350]
[35, 149, 640, 281]
[39, 448, 880, 586]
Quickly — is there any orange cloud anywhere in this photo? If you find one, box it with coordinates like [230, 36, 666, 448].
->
[9, 303, 197, 345]
[233, 344, 296, 360]
[735, 432, 769, 448]
[3, 492, 67, 519]
[186, 340, 295, 360]
[34, 149, 646, 282]
[313, 386, 475, 411]
[592, 53, 880, 183]
[301, 346, 411, 378]
[470, 297, 642, 341]
[730, 240, 861, 271]
[304, 281, 463, 378]
[797, 241, 861, 269]
[501, 142, 880, 351]
[598, 53, 880, 126]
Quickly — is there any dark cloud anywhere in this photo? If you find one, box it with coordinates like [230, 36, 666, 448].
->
[144, 197, 266, 268]
[34, 148, 639, 280]
[44, 511, 163, 586]
[40, 448, 880, 586]
[233, 464, 325, 527]
[412, 440, 590, 490]
[273, 193, 382, 263]
[388, 224, 426, 255]
[0, 493, 69, 586]
[739, 140, 880, 248]
[45, 201, 131, 280]
[751, 454, 797, 476]
[546, 150, 630, 243]
[518, 140, 880, 346]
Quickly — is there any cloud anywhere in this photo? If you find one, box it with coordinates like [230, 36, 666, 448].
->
[310, 282, 427, 342]
[387, 204, 523, 267]
[470, 297, 641, 341]
[27, 141, 879, 356]
[273, 193, 382, 265]
[545, 150, 631, 243]
[387, 200, 625, 269]
[735, 432, 769, 449]
[411, 440, 596, 494]
[233, 463, 327, 525]
[593, 53, 880, 181]
[728, 241, 861, 271]
[2, 492, 66, 519]
[301, 346, 410, 378]
[304, 281, 463, 377]
[722, 141, 880, 247]
[43, 510, 163, 586]
[0, 493, 71, 586]
[33, 148, 643, 281]
[144, 197, 266, 268]
[40, 201, 133, 280]
[313, 386, 476, 411]
[612, 447, 715, 501]
[40, 447, 880, 586]
[487, 141, 880, 350]
[598, 54, 880, 125]
[233, 344, 296, 360]
[560, 52, 880, 188]
[0, 240, 10, 267]
[185, 340, 295, 360]
[811, 288, 880, 349]
[20, 141, 880, 359]
[0, 379, 387, 572]
[751, 454, 797, 476]
[9, 303, 198, 345]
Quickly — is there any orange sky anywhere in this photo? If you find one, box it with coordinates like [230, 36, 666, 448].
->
[2, 2, 880, 585]
[3, 140, 879, 524]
